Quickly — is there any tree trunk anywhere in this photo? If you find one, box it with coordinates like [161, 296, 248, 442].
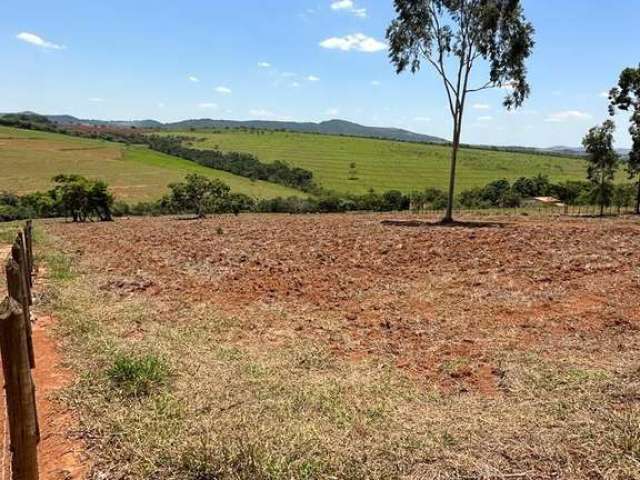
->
[443, 125, 461, 223]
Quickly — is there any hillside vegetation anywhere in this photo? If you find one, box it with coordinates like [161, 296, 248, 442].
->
[0, 126, 300, 201]
[173, 129, 590, 194]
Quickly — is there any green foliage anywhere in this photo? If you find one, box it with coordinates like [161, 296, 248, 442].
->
[609, 63, 640, 213]
[458, 179, 522, 208]
[107, 353, 169, 397]
[168, 174, 231, 218]
[0, 112, 57, 131]
[582, 120, 619, 215]
[512, 174, 551, 197]
[612, 183, 636, 210]
[50, 174, 114, 222]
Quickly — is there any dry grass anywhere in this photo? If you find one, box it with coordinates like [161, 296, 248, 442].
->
[39, 215, 640, 480]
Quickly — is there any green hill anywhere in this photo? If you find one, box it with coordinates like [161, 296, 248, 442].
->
[173, 129, 589, 194]
[0, 126, 301, 201]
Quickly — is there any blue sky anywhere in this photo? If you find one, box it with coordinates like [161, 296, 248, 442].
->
[1, 0, 637, 148]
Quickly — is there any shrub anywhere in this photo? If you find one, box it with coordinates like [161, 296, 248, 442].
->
[168, 174, 231, 218]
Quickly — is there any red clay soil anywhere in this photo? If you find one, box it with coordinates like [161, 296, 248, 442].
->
[31, 314, 88, 480]
[46, 213, 640, 394]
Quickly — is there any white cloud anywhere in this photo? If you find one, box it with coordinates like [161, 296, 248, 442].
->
[215, 86, 232, 95]
[290, 81, 301, 88]
[414, 116, 431, 122]
[331, 0, 353, 9]
[306, 75, 320, 82]
[16, 32, 64, 50]
[477, 116, 493, 121]
[88, 97, 105, 103]
[198, 102, 218, 109]
[250, 109, 273, 117]
[325, 108, 340, 116]
[473, 103, 491, 110]
[257, 61, 271, 68]
[157, 102, 166, 108]
[330, 0, 367, 18]
[599, 91, 610, 99]
[188, 75, 200, 83]
[370, 80, 381, 86]
[249, 109, 293, 121]
[506, 109, 538, 116]
[320, 33, 386, 53]
[545, 111, 592, 123]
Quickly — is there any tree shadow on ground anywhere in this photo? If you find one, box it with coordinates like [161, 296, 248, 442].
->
[380, 219, 506, 229]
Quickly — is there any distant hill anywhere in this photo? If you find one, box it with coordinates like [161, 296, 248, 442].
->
[1, 111, 630, 157]
[45, 114, 164, 129]
[166, 118, 448, 144]
[541, 146, 630, 158]
[32, 113, 447, 144]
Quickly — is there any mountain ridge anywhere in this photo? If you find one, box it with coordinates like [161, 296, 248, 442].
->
[41, 114, 449, 144]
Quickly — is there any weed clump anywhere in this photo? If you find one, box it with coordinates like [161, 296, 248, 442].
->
[107, 353, 169, 397]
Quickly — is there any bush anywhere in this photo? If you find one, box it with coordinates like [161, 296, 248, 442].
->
[168, 174, 231, 218]
[0, 204, 32, 222]
[50, 174, 114, 222]
[458, 179, 522, 209]
[411, 188, 448, 210]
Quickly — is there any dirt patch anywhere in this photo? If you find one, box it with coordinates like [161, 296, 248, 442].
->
[46, 213, 640, 393]
[32, 314, 88, 480]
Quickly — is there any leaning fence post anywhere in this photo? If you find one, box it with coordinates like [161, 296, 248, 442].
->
[24, 220, 34, 280]
[0, 297, 39, 480]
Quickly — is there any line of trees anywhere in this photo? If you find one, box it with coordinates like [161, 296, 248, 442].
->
[2, 173, 637, 223]
[578, 64, 640, 216]
[144, 136, 317, 192]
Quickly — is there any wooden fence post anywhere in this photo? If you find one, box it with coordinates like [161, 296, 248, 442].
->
[11, 237, 31, 307]
[24, 221, 34, 280]
[5, 258, 35, 369]
[0, 297, 39, 480]
[17, 233, 32, 303]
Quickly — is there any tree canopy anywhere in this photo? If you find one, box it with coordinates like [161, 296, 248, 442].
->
[51, 174, 114, 222]
[168, 174, 231, 218]
[609, 64, 640, 213]
[386, 0, 534, 222]
[582, 120, 619, 216]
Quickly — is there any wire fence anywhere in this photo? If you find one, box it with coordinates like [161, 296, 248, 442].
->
[411, 204, 637, 219]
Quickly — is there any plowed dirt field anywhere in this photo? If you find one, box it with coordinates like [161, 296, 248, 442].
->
[47, 213, 640, 393]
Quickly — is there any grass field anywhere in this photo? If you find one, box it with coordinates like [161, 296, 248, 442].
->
[0, 127, 300, 201]
[169, 129, 591, 194]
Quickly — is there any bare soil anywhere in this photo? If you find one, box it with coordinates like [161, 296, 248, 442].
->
[46, 213, 640, 393]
